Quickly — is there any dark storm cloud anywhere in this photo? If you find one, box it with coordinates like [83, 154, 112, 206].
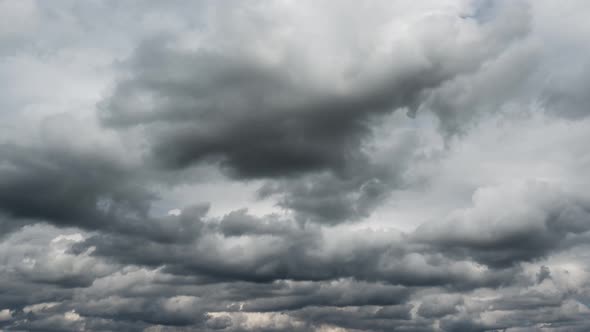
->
[0, 142, 216, 243]
[2, 222, 589, 331]
[65, 182, 589, 295]
[0, 143, 152, 233]
[256, 138, 413, 224]
[93, 2, 531, 224]
[0, 225, 419, 331]
[2, 0, 590, 331]
[7, 190, 579, 332]
[70, 208, 523, 292]
[98, 0, 530, 181]
[102, 43, 433, 179]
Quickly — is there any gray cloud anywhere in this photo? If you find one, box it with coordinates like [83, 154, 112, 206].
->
[94, 0, 530, 224]
[102, 5, 527, 165]
[0, 142, 153, 233]
[413, 181, 590, 267]
[1, 0, 590, 331]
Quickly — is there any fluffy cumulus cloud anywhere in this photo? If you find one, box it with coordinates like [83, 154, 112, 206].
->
[1, 0, 590, 331]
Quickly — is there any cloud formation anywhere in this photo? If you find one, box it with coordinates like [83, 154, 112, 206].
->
[1, 0, 590, 331]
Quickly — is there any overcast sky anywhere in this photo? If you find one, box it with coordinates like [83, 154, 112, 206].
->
[1, 1, 590, 331]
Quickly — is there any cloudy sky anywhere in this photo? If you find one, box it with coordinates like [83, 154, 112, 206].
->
[1, 0, 590, 331]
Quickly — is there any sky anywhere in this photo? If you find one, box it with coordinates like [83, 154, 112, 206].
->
[1, 0, 590, 331]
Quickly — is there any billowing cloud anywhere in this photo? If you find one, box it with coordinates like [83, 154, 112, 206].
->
[1, 0, 590, 331]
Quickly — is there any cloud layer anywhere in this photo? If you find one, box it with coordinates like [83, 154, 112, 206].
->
[1, 1, 590, 331]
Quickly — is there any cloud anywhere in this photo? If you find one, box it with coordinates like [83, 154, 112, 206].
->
[92, 0, 531, 225]
[99, 1, 529, 180]
[1, 1, 590, 331]
[414, 181, 590, 267]
[0, 142, 154, 234]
